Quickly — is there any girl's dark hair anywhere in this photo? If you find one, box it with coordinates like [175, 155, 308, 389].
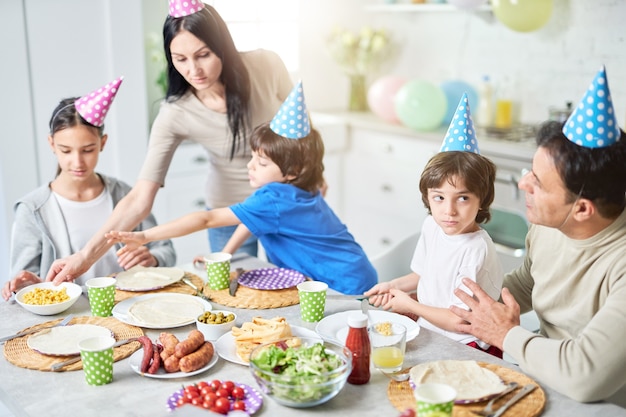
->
[163, 4, 250, 159]
[419, 151, 497, 224]
[49, 97, 103, 136]
[48, 97, 103, 177]
[536, 120, 626, 218]
[249, 123, 325, 194]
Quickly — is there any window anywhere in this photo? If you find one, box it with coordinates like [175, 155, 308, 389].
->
[208, 0, 299, 72]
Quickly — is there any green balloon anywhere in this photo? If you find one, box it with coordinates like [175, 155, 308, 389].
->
[492, 0, 553, 33]
[394, 80, 447, 131]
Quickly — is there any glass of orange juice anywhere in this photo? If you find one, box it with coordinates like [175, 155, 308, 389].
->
[369, 322, 407, 373]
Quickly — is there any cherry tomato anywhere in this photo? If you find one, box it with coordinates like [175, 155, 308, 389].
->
[196, 381, 209, 390]
[213, 397, 230, 415]
[231, 386, 246, 400]
[191, 397, 202, 407]
[200, 386, 213, 396]
[209, 379, 222, 391]
[232, 400, 246, 411]
[216, 388, 230, 399]
[177, 396, 189, 406]
[220, 380, 235, 394]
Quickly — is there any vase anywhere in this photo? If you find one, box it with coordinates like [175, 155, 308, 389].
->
[348, 74, 368, 112]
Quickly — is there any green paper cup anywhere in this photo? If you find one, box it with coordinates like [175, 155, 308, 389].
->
[297, 281, 328, 322]
[86, 277, 116, 317]
[414, 383, 456, 417]
[204, 252, 232, 290]
[78, 336, 115, 386]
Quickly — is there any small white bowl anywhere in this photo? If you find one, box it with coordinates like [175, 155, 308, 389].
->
[15, 282, 82, 316]
[196, 310, 237, 340]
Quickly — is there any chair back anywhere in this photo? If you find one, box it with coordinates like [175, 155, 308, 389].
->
[370, 232, 420, 282]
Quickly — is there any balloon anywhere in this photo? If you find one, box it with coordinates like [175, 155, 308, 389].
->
[367, 75, 407, 123]
[394, 80, 447, 131]
[448, 0, 486, 10]
[440, 80, 479, 126]
[492, 0, 553, 32]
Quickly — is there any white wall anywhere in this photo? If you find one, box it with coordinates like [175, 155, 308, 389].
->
[300, 0, 626, 126]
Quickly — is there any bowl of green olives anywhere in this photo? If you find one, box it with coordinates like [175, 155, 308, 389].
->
[196, 310, 237, 340]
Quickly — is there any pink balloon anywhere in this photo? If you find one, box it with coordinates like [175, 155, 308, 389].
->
[367, 76, 407, 123]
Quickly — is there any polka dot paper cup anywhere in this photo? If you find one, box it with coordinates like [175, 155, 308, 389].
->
[78, 336, 115, 386]
[297, 281, 328, 322]
[86, 277, 116, 317]
[414, 383, 456, 417]
[204, 252, 232, 290]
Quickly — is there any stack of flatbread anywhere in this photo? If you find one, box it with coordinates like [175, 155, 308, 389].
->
[231, 316, 301, 363]
[410, 360, 506, 401]
[128, 295, 205, 327]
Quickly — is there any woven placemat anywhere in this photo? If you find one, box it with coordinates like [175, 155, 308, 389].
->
[115, 272, 203, 303]
[3, 316, 144, 372]
[387, 362, 546, 417]
[203, 271, 300, 309]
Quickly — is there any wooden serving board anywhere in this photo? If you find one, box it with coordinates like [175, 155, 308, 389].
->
[3, 316, 144, 372]
[387, 362, 546, 417]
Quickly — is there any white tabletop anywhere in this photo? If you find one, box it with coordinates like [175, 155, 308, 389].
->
[0, 256, 623, 417]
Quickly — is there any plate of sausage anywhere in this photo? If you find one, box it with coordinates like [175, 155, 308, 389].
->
[129, 344, 218, 379]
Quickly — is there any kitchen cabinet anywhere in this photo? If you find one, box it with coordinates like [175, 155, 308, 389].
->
[151, 144, 211, 262]
[343, 128, 436, 256]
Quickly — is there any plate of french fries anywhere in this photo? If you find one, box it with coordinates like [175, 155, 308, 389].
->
[214, 316, 321, 366]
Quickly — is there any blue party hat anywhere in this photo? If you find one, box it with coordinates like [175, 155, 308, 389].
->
[563, 66, 620, 148]
[440, 93, 480, 154]
[270, 80, 311, 139]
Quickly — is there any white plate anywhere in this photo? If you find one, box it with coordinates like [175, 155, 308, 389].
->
[316, 310, 420, 344]
[27, 324, 113, 356]
[128, 345, 218, 379]
[215, 325, 322, 366]
[112, 293, 211, 329]
[115, 266, 185, 291]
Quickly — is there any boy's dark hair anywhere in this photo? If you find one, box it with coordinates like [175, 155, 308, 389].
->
[419, 151, 497, 224]
[537, 120, 626, 218]
[249, 122, 325, 193]
[163, 4, 250, 159]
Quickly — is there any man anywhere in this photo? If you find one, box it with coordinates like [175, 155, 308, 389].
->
[451, 66, 626, 407]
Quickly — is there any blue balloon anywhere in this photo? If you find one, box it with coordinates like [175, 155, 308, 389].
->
[440, 80, 479, 125]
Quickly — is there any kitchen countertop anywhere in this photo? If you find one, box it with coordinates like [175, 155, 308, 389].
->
[311, 110, 538, 161]
[1, 256, 623, 417]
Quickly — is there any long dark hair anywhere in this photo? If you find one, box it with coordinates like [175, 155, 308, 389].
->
[48, 97, 103, 177]
[163, 4, 250, 159]
[537, 121, 626, 218]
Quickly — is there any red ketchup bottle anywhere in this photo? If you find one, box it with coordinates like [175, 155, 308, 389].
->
[345, 313, 370, 385]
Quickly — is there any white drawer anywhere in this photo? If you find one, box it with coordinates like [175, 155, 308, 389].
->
[169, 143, 210, 176]
[344, 154, 424, 216]
[350, 128, 439, 164]
[344, 208, 422, 258]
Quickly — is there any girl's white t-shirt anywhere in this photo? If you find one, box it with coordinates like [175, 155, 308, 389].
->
[53, 190, 119, 286]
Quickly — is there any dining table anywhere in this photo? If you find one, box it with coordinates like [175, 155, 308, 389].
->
[1, 255, 624, 417]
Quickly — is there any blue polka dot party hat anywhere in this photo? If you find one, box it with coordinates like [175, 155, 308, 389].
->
[440, 92, 480, 154]
[563, 66, 620, 148]
[270, 80, 311, 140]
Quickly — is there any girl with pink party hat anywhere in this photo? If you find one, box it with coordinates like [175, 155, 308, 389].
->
[2, 78, 176, 300]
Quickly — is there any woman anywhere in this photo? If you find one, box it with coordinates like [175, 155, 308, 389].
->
[46, 2, 293, 284]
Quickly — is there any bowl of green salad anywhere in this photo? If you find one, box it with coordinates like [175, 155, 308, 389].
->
[248, 337, 352, 408]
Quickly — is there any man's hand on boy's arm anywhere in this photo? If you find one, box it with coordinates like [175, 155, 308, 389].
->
[451, 277, 521, 350]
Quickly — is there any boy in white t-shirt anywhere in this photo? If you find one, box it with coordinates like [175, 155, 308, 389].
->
[365, 93, 503, 357]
